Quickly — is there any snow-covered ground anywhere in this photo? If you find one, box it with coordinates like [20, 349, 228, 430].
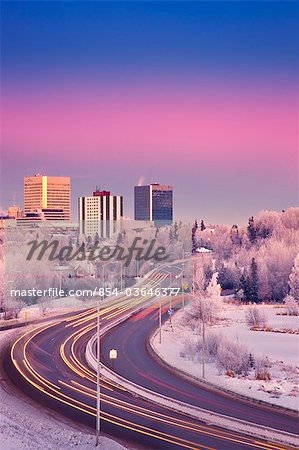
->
[212, 304, 299, 365]
[0, 329, 130, 450]
[152, 303, 299, 411]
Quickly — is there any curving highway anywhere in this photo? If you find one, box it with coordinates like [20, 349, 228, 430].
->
[6, 267, 298, 449]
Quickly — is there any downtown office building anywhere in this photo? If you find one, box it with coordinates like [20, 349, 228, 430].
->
[24, 174, 71, 221]
[78, 188, 123, 238]
[134, 183, 173, 226]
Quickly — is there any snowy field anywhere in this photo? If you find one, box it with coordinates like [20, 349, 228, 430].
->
[152, 303, 299, 410]
[212, 304, 298, 365]
[0, 329, 130, 450]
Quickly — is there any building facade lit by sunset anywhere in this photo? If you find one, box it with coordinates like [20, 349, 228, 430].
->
[78, 188, 123, 237]
[134, 183, 173, 226]
[7, 205, 23, 219]
[24, 175, 71, 221]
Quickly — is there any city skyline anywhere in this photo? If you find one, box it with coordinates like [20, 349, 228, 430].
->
[1, 1, 298, 224]
[1, 170, 297, 226]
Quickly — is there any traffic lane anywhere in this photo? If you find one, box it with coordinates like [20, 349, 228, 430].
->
[7, 352, 261, 450]
[100, 308, 299, 434]
[30, 318, 264, 450]
[8, 322, 262, 450]
[40, 321, 282, 450]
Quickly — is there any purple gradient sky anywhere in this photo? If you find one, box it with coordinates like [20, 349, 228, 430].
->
[1, 1, 298, 224]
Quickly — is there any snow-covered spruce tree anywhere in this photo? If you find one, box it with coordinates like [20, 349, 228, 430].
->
[191, 219, 198, 254]
[239, 258, 259, 303]
[230, 224, 241, 246]
[247, 216, 257, 243]
[289, 253, 299, 302]
[249, 257, 259, 302]
[216, 262, 238, 290]
[240, 272, 251, 302]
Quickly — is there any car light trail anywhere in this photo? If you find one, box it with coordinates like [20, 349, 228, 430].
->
[9, 270, 294, 450]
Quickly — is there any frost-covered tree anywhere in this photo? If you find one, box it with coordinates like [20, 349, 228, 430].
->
[257, 260, 271, 301]
[169, 222, 179, 241]
[245, 306, 267, 327]
[190, 269, 222, 325]
[265, 240, 295, 301]
[289, 253, 299, 302]
[284, 294, 299, 316]
[216, 340, 251, 376]
[187, 208, 298, 303]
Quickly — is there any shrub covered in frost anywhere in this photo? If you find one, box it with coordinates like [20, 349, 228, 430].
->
[245, 305, 268, 327]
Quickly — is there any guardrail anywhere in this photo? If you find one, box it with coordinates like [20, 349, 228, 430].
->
[85, 310, 298, 447]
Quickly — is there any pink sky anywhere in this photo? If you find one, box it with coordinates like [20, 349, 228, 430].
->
[2, 80, 298, 223]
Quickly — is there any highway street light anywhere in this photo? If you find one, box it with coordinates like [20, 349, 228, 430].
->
[7, 270, 24, 320]
[114, 260, 123, 291]
[181, 262, 185, 310]
[192, 248, 211, 380]
[96, 293, 102, 446]
[164, 270, 173, 325]
[181, 250, 192, 310]
[158, 282, 162, 344]
[54, 265, 69, 294]
[101, 260, 123, 293]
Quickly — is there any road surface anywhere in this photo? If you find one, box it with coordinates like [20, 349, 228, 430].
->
[6, 268, 298, 449]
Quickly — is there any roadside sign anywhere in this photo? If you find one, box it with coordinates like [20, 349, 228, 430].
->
[109, 349, 118, 359]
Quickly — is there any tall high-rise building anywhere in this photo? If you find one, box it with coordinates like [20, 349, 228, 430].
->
[24, 174, 71, 221]
[78, 188, 123, 237]
[134, 183, 173, 225]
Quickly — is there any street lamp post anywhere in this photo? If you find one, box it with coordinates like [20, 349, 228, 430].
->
[95, 299, 101, 446]
[159, 282, 162, 344]
[102, 261, 123, 292]
[202, 307, 206, 379]
[120, 262, 123, 291]
[6, 270, 22, 320]
[169, 272, 172, 314]
[54, 265, 69, 300]
[181, 261, 185, 311]
[164, 270, 173, 325]
[193, 247, 212, 379]
[193, 252, 205, 378]
[181, 250, 192, 311]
